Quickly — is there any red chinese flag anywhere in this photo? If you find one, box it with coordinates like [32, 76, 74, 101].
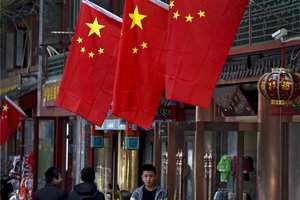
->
[165, 0, 248, 107]
[0, 96, 27, 146]
[55, 0, 122, 126]
[112, 0, 168, 129]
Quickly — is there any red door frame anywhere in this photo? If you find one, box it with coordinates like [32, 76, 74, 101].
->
[32, 116, 65, 192]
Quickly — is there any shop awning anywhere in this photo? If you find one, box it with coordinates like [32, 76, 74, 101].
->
[1, 79, 37, 110]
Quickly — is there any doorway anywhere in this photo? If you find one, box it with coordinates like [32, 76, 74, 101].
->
[154, 121, 258, 200]
[23, 117, 74, 193]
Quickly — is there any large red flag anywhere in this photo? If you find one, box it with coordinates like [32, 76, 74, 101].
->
[165, 0, 248, 107]
[0, 96, 27, 146]
[55, 0, 122, 126]
[112, 0, 168, 129]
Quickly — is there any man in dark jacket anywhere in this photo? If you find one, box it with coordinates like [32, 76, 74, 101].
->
[33, 166, 67, 200]
[68, 167, 105, 200]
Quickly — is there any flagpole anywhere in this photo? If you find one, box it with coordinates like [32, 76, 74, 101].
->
[5, 96, 27, 117]
[37, 0, 44, 116]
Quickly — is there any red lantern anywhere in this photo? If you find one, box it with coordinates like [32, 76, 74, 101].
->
[257, 68, 300, 105]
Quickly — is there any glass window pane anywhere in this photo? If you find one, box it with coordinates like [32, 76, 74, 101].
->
[94, 137, 112, 194]
[287, 123, 300, 200]
[24, 120, 34, 155]
[243, 131, 257, 200]
[205, 130, 257, 200]
[38, 120, 54, 189]
[185, 141, 194, 200]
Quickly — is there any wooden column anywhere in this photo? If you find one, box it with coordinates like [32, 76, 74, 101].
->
[194, 122, 204, 200]
[195, 101, 214, 200]
[167, 123, 176, 199]
[153, 123, 162, 183]
[257, 93, 282, 200]
[236, 132, 244, 200]
[196, 102, 215, 121]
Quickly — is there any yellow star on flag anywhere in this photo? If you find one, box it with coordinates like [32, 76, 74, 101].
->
[132, 47, 138, 54]
[169, 1, 175, 9]
[77, 37, 83, 43]
[185, 14, 193, 22]
[3, 104, 8, 112]
[88, 51, 95, 58]
[129, 6, 147, 29]
[86, 18, 105, 37]
[98, 48, 104, 54]
[173, 11, 180, 19]
[141, 41, 148, 49]
[197, 10, 206, 18]
[80, 47, 86, 53]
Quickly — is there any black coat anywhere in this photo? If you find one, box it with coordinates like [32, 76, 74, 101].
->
[68, 182, 105, 200]
[33, 183, 67, 200]
[1, 175, 13, 200]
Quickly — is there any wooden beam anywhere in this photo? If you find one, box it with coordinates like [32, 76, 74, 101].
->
[194, 122, 204, 200]
[153, 122, 162, 184]
[167, 123, 176, 199]
[236, 132, 244, 200]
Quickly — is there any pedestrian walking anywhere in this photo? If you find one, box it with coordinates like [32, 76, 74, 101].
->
[33, 166, 67, 200]
[68, 167, 105, 200]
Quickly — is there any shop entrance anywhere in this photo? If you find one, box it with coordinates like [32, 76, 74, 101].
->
[21, 117, 74, 194]
[154, 121, 258, 200]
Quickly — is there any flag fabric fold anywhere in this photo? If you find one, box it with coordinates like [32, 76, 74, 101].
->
[112, 0, 168, 129]
[164, 0, 248, 107]
[55, 0, 122, 126]
[1, 96, 27, 146]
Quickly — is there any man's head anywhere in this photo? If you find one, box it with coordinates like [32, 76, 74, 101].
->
[141, 164, 157, 190]
[81, 167, 95, 183]
[44, 166, 62, 185]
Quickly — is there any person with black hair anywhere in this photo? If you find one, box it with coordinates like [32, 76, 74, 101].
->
[1, 174, 14, 200]
[33, 166, 67, 200]
[68, 167, 105, 200]
[130, 164, 167, 200]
